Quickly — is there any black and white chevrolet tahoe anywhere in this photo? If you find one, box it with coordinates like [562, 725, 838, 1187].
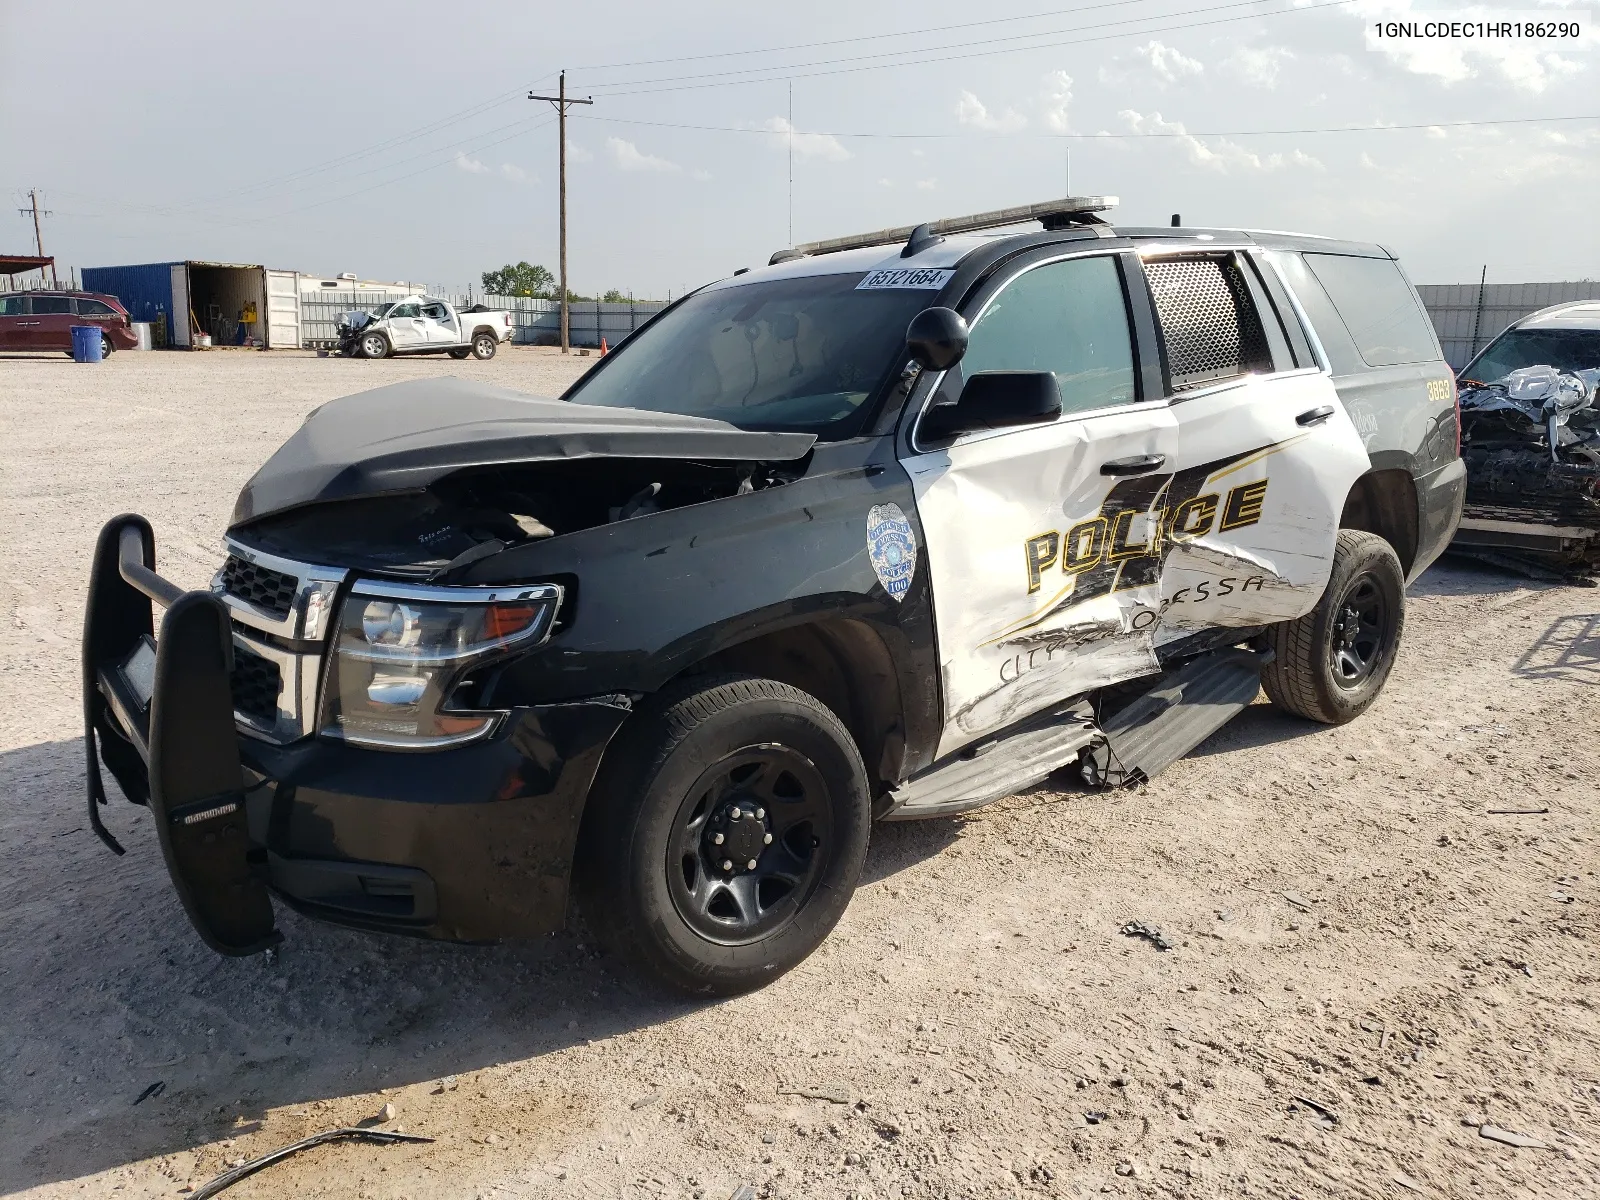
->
[84, 198, 1464, 994]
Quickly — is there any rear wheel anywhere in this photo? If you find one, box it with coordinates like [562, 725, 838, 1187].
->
[1262, 529, 1405, 724]
[101, 333, 115, 357]
[359, 331, 390, 360]
[576, 675, 871, 996]
[471, 331, 497, 360]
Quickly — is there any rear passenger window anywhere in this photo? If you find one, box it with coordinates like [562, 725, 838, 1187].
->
[1143, 256, 1272, 392]
[960, 255, 1138, 417]
[30, 295, 72, 314]
[1302, 254, 1439, 367]
[1264, 250, 1363, 376]
[76, 298, 116, 316]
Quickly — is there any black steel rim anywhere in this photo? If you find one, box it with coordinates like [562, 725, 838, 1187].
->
[666, 744, 831, 946]
[1329, 572, 1389, 687]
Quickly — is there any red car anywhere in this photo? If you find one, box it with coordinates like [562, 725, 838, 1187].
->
[0, 290, 139, 355]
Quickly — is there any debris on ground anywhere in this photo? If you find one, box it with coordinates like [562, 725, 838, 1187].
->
[1488, 806, 1550, 815]
[1454, 364, 1600, 580]
[629, 1092, 660, 1110]
[375, 1102, 397, 1123]
[1282, 890, 1313, 911]
[1479, 1124, 1548, 1149]
[778, 1084, 850, 1104]
[188, 1128, 434, 1200]
[1291, 1095, 1340, 1128]
[1120, 920, 1173, 951]
[132, 1081, 164, 1105]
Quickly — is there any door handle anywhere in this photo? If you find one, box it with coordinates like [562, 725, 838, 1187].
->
[1100, 454, 1167, 476]
[1296, 405, 1336, 427]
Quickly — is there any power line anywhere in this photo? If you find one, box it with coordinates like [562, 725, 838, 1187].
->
[570, 112, 1600, 140]
[577, 0, 1356, 96]
[566, 0, 1182, 74]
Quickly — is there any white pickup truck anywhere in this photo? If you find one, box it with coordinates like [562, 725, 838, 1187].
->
[339, 296, 515, 360]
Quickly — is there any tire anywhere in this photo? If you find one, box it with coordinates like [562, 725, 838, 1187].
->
[448, 347, 471, 359]
[470, 331, 497, 360]
[1262, 529, 1406, 725]
[359, 331, 390, 360]
[576, 675, 871, 996]
[101, 333, 115, 357]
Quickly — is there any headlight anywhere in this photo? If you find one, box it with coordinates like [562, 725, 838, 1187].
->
[318, 580, 561, 750]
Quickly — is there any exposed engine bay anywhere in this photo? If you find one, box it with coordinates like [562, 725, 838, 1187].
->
[234, 457, 803, 577]
[1456, 364, 1600, 581]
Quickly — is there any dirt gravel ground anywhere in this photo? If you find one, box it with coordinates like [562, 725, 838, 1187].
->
[2, 347, 1597, 1200]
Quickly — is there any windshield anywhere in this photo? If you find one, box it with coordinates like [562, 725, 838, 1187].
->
[563, 273, 936, 436]
[1463, 327, 1600, 383]
[368, 303, 395, 319]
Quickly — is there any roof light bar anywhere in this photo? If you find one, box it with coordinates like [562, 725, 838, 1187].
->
[778, 196, 1119, 261]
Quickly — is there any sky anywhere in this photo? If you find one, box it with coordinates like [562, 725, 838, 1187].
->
[2, 0, 1597, 297]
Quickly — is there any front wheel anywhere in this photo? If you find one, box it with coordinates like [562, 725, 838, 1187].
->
[1262, 529, 1405, 724]
[576, 676, 871, 996]
[358, 331, 390, 360]
[470, 331, 497, 360]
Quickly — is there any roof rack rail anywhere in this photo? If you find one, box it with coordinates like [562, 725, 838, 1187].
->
[771, 196, 1118, 264]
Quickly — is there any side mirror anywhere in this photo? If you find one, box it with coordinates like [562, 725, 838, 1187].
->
[905, 307, 968, 372]
[921, 371, 1062, 441]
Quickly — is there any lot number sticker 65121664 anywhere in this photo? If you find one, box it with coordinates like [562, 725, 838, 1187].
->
[856, 268, 957, 291]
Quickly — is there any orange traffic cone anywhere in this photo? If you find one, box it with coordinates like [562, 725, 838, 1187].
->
[599, 337, 609, 356]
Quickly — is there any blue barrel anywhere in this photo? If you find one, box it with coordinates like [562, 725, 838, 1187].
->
[71, 325, 104, 363]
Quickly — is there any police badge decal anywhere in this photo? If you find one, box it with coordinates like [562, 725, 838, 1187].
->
[866, 503, 917, 602]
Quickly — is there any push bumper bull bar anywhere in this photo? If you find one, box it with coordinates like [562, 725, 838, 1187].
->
[83, 514, 281, 956]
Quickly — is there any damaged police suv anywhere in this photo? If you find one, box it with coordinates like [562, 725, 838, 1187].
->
[84, 198, 1463, 994]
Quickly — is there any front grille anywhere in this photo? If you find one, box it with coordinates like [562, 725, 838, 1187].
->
[230, 645, 283, 724]
[1146, 257, 1272, 391]
[221, 554, 298, 620]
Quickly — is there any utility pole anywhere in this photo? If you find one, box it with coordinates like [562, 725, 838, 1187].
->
[18, 189, 55, 284]
[530, 72, 593, 354]
[787, 81, 794, 247]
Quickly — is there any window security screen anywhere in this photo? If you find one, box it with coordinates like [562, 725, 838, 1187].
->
[1145, 257, 1272, 392]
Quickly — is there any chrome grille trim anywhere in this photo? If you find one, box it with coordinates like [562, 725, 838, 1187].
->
[215, 537, 349, 743]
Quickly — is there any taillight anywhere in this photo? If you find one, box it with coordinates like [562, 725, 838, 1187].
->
[1453, 377, 1461, 457]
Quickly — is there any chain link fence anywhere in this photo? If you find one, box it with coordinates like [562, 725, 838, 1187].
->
[298, 291, 666, 350]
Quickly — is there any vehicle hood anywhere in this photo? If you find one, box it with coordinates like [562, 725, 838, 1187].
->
[231, 377, 818, 525]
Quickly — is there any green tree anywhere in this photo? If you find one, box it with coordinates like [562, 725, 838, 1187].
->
[601, 288, 629, 304]
[481, 262, 554, 298]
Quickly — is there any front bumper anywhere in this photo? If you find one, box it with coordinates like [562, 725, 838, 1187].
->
[83, 514, 630, 955]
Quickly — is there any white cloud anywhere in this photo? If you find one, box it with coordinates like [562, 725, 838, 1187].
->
[955, 90, 1027, 133]
[1224, 45, 1294, 88]
[1131, 40, 1204, 82]
[454, 152, 489, 175]
[916, 178, 938, 191]
[1118, 109, 1324, 174]
[1040, 70, 1074, 133]
[499, 163, 529, 182]
[606, 137, 680, 173]
[565, 139, 593, 164]
[690, 168, 712, 182]
[760, 116, 851, 161]
[878, 177, 893, 187]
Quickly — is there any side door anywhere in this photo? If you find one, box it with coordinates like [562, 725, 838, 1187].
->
[384, 300, 425, 350]
[420, 300, 458, 346]
[25, 294, 75, 350]
[74, 296, 122, 343]
[0, 294, 24, 347]
[901, 251, 1179, 758]
[1140, 249, 1371, 642]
